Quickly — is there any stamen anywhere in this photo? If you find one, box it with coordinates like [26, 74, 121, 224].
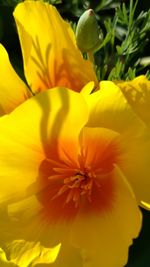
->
[40, 136, 119, 222]
[49, 162, 97, 208]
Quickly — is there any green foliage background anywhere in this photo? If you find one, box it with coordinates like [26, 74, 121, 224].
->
[0, 1, 150, 266]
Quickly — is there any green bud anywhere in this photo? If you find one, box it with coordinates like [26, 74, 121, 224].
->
[76, 9, 103, 53]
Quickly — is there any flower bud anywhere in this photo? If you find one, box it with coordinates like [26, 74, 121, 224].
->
[76, 9, 103, 53]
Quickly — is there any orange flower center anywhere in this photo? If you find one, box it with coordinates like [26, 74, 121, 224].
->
[37, 128, 121, 223]
[38, 138, 118, 223]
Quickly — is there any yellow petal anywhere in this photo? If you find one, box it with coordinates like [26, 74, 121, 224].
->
[120, 128, 150, 209]
[3, 240, 60, 267]
[13, 1, 97, 93]
[49, 243, 82, 267]
[141, 201, 150, 209]
[0, 195, 69, 251]
[0, 248, 17, 266]
[0, 87, 87, 204]
[83, 81, 145, 133]
[81, 81, 96, 96]
[71, 166, 142, 267]
[116, 75, 150, 126]
[0, 87, 88, 249]
[82, 80, 150, 210]
[0, 196, 82, 267]
[3, 242, 82, 267]
[0, 44, 30, 115]
[79, 126, 120, 172]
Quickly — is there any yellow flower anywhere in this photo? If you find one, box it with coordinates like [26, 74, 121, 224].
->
[1, 79, 150, 266]
[0, 1, 150, 267]
[0, 0, 97, 116]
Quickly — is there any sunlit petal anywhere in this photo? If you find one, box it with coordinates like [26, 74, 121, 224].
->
[13, 1, 97, 93]
[3, 240, 60, 267]
[0, 44, 30, 115]
[116, 75, 150, 126]
[83, 81, 145, 133]
[0, 87, 87, 204]
[0, 247, 17, 266]
[120, 128, 150, 208]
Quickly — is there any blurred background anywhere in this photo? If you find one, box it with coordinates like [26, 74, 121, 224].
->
[0, 1, 150, 266]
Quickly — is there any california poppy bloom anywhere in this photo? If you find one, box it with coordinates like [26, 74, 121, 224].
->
[0, 1, 150, 267]
[1, 78, 150, 266]
[0, 0, 97, 116]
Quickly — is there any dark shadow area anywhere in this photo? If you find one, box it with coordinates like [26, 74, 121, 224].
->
[126, 208, 150, 267]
